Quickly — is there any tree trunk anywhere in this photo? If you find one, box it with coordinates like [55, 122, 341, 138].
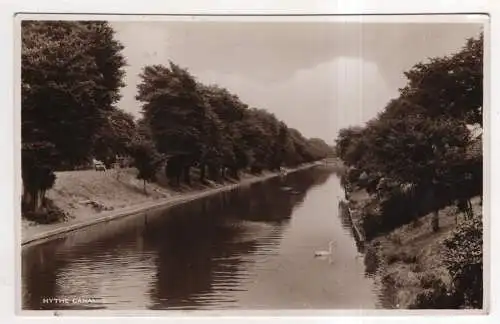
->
[432, 209, 440, 232]
[183, 166, 191, 185]
[231, 167, 239, 180]
[208, 165, 219, 182]
[199, 163, 206, 182]
[23, 183, 46, 213]
[143, 180, 147, 194]
[22, 185, 33, 212]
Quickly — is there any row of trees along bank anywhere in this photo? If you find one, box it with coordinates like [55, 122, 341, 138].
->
[335, 32, 483, 308]
[21, 21, 334, 219]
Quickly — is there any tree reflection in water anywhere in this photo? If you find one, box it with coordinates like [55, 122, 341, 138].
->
[146, 167, 333, 309]
[21, 166, 335, 310]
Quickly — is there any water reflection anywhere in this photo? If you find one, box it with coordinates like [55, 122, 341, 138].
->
[145, 168, 333, 309]
[22, 166, 377, 310]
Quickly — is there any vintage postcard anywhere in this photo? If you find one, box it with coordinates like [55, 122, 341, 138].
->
[16, 13, 488, 316]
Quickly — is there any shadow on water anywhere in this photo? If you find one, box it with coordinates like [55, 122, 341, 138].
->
[22, 166, 335, 310]
[336, 197, 382, 278]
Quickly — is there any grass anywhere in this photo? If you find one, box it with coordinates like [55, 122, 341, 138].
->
[367, 196, 482, 309]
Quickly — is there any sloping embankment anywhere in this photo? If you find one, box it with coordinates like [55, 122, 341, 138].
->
[21, 162, 321, 247]
[342, 187, 482, 309]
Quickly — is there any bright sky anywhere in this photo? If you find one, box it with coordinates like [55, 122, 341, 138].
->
[111, 21, 482, 144]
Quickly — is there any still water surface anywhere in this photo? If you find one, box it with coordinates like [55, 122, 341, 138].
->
[22, 167, 381, 310]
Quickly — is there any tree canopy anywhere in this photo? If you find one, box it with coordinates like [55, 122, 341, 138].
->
[136, 61, 333, 184]
[21, 21, 127, 211]
[336, 32, 483, 234]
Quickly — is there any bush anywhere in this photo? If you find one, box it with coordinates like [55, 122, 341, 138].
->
[386, 250, 417, 265]
[410, 273, 460, 309]
[23, 198, 68, 224]
[364, 242, 381, 275]
[443, 215, 483, 308]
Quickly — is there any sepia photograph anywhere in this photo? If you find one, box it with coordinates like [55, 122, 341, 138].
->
[17, 14, 487, 314]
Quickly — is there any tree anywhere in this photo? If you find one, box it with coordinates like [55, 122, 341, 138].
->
[129, 140, 163, 194]
[398, 33, 483, 125]
[136, 63, 208, 184]
[335, 33, 483, 234]
[137, 61, 331, 186]
[443, 214, 483, 308]
[21, 142, 57, 211]
[137, 63, 206, 155]
[306, 138, 333, 161]
[93, 108, 137, 167]
[22, 21, 126, 168]
[346, 104, 470, 232]
[335, 126, 367, 165]
[199, 84, 248, 178]
[22, 21, 100, 167]
[21, 21, 126, 213]
[80, 21, 127, 111]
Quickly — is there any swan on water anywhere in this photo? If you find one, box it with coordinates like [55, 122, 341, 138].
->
[314, 241, 336, 257]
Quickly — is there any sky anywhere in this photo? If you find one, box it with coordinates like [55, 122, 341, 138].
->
[110, 20, 483, 144]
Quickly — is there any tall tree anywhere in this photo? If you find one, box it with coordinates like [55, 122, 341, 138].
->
[93, 108, 137, 166]
[21, 21, 126, 211]
[129, 139, 163, 194]
[136, 63, 210, 184]
[335, 33, 483, 233]
[398, 32, 483, 125]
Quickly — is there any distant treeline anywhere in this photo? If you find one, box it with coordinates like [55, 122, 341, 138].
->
[21, 21, 334, 213]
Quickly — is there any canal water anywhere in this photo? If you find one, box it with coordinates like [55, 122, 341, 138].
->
[22, 166, 381, 310]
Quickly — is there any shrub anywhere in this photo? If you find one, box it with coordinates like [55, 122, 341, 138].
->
[386, 250, 418, 265]
[443, 215, 483, 308]
[410, 273, 460, 309]
[23, 198, 68, 224]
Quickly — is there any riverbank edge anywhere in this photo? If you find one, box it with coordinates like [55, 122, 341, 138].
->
[341, 186, 482, 309]
[339, 193, 420, 308]
[21, 162, 323, 248]
[338, 200, 365, 247]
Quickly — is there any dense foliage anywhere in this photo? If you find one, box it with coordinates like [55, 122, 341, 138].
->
[22, 22, 332, 215]
[129, 139, 163, 193]
[335, 32, 483, 309]
[21, 21, 127, 212]
[336, 32, 483, 236]
[136, 62, 333, 185]
[93, 108, 137, 167]
[443, 214, 483, 308]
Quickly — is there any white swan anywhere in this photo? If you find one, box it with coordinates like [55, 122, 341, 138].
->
[314, 241, 336, 257]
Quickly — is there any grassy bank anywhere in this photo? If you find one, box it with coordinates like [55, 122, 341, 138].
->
[21, 162, 323, 246]
[357, 195, 482, 309]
